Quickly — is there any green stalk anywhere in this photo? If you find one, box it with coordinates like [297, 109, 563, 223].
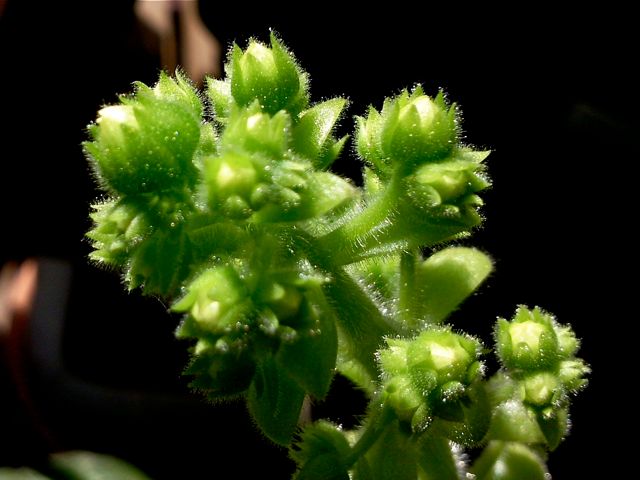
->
[319, 174, 403, 266]
[398, 249, 418, 328]
[344, 403, 395, 468]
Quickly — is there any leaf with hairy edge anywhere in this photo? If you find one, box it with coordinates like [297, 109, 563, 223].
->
[247, 357, 306, 446]
[416, 436, 464, 480]
[471, 441, 549, 480]
[293, 98, 348, 168]
[414, 247, 493, 324]
[277, 296, 338, 399]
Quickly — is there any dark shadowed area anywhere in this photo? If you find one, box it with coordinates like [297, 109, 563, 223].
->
[1, 2, 634, 478]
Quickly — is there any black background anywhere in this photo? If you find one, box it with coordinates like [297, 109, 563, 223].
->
[0, 2, 634, 478]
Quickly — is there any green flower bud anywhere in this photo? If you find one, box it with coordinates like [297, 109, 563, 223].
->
[406, 330, 481, 385]
[382, 91, 457, 166]
[204, 151, 260, 218]
[407, 154, 489, 207]
[355, 106, 389, 177]
[230, 33, 308, 115]
[356, 88, 458, 175]
[291, 421, 351, 479]
[397, 148, 490, 235]
[378, 328, 483, 430]
[152, 71, 203, 118]
[385, 375, 425, 423]
[183, 337, 256, 398]
[555, 324, 580, 358]
[258, 282, 303, 321]
[495, 306, 561, 371]
[85, 78, 201, 195]
[221, 104, 291, 157]
[471, 441, 549, 480]
[558, 358, 590, 392]
[172, 266, 249, 334]
[522, 372, 561, 408]
[87, 198, 151, 267]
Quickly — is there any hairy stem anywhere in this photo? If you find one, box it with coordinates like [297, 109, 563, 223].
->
[344, 403, 395, 468]
[398, 249, 418, 328]
[319, 175, 403, 265]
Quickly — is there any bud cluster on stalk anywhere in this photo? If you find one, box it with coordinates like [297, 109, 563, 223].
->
[355, 88, 491, 245]
[378, 328, 484, 432]
[83, 32, 588, 477]
[485, 306, 590, 452]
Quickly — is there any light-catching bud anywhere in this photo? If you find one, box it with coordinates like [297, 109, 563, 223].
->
[230, 33, 309, 115]
[87, 199, 151, 267]
[356, 88, 458, 175]
[85, 76, 201, 195]
[378, 328, 483, 431]
[172, 266, 249, 334]
[495, 306, 574, 372]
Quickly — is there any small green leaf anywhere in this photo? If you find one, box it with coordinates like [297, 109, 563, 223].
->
[277, 298, 338, 398]
[416, 436, 464, 480]
[184, 345, 256, 400]
[319, 134, 349, 170]
[126, 225, 192, 296]
[324, 269, 395, 394]
[486, 400, 545, 444]
[295, 453, 349, 480]
[415, 247, 493, 324]
[293, 98, 347, 167]
[536, 407, 569, 451]
[471, 441, 549, 480]
[207, 78, 232, 122]
[365, 421, 416, 480]
[247, 357, 306, 445]
[304, 172, 358, 218]
[50, 451, 151, 480]
[292, 421, 351, 480]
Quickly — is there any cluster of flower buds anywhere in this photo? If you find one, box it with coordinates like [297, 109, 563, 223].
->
[377, 328, 484, 432]
[488, 306, 590, 449]
[355, 88, 491, 242]
[84, 74, 209, 296]
[496, 307, 589, 407]
[84, 33, 589, 468]
[87, 199, 151, 268]
[357, 89, 458, 174]
[86, 73, 202, 195]
[84, 35, 353, 299]
[171, 252, 331, 398]
[203, 102, 354, 222]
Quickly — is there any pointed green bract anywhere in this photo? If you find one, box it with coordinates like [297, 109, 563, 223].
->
[416, 436, 463, 480]
[291, 421, 351, 480]
[247, 357, 306, 446]
[293, 98, 348, 169]
[230, 34, 308, 115]
[471, 441, 549, 480]
[276, 299, 338, 399]
[85, 77, 201, 195]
